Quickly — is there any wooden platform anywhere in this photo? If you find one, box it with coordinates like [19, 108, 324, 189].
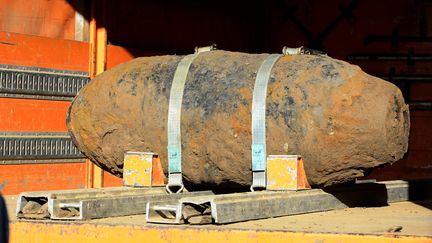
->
[5, 195, 432, 243]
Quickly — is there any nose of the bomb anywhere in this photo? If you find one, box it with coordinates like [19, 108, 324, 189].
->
[385, 87, 410, 161]
[361, 74, 410, 164]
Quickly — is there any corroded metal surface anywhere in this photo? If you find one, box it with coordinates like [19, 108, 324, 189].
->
[67, 50, 410, 188]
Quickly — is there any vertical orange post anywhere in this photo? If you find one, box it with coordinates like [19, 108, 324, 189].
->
[86, 0, 107, 188]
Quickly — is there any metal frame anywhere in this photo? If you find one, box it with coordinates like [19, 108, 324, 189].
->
[0, 64, 89, 100]
[0, 132, 85, 163]
[0, 158, 85, 165]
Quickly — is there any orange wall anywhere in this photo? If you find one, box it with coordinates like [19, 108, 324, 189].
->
[0, 32, 89, 195]
[0, 31, 88, 71]
[0, 164, 86, 195]
[0, 0, 77, 40]
[0, 32, 125, 194]
[0, 98, 69, 132]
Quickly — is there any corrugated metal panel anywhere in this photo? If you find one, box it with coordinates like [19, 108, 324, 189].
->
[0, 64, 90, 100]
[0, 132, 85, 164]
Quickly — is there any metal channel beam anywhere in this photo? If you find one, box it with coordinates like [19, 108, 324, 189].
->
[16, 187, 213, 221]
[0, 64, 90, 100]
[16, 187, 167, 219]
[0, 132, 85, 164]
[51, 191, 213, 220]
[211, 181, 408, 224]
[147, 180, 409, 225]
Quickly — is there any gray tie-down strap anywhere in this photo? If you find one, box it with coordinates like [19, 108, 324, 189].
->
[250, 54, 283, 191]
[250, 46, 325, 191]
[166, 45, 216, 194]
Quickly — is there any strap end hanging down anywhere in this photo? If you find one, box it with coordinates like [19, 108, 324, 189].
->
[167, 145, 184, 193]
[251, 143, 266, 191]
[251, 171, 266, 192]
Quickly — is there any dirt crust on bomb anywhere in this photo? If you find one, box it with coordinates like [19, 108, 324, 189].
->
[67, 50, 410, 188]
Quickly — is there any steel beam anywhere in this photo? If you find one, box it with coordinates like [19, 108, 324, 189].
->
[0, 64, 89, 100]
[147, 180, 409, 225]
[16, 187, 213, 220]
[0, 132, 85, 163]
[16, 187, 165, 219]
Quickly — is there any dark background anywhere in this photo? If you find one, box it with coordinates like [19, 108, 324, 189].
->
[1, 0, 431, 182]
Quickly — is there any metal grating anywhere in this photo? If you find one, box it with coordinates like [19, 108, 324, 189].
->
[0, 132, 85, 162]
[0, 64, 90, 100]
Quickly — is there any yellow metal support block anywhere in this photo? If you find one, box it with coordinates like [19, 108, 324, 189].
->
[123, 152, 166, 187]
[266, 155, 310, 191]
[123, 152, 154, 187]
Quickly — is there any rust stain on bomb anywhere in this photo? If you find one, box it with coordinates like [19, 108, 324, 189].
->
[67, 51, 410, 188]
